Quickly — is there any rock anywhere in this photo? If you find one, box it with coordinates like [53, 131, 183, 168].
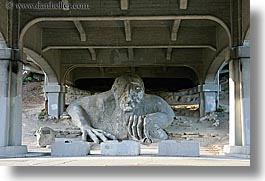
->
[178, 122, 193, 127]
[212, 120, 220, 127]
[35, 127, 55, 147]
[54, 128, 82, 138]
[60, 112, 71, 119]
[198, 112, 220, 127]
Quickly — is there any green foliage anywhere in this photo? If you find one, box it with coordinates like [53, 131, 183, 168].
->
[216, 106, 225, 117]
[23, 76, 32, 83]
[222, 87, 229, 92]
[216, 107, 224, 113]
[38, 108, 47, 120]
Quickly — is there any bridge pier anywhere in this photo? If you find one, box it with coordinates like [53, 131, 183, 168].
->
[224, 45, 250, 157]
[44, 84, 66, 118]
[241, 57, 250, 147]
[198, 83, 219, 116]
[0, 49, 10, 147]
[0, 48, 27, 156]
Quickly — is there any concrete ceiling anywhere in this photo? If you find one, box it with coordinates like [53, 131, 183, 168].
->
[0, 0, 250, 87]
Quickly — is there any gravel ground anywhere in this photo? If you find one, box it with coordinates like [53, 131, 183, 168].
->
[22, 81, 229, 155]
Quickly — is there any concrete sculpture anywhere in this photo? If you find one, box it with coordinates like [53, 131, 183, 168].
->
[67, 74, 174, 144]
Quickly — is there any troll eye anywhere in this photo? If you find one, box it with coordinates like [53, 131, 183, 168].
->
[135, 86, 142, 92]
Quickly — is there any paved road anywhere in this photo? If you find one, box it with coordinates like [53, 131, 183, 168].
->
[0, 155, 250, 166]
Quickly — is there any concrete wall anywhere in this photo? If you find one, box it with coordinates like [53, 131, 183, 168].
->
[242, 0, 250, 40]
[23, 26, 43, 53]
[43, 50, 62, 82]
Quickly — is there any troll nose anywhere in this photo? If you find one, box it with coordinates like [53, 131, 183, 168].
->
[125, 85, 131, 93]
[124, 95, 133, 103]
[123, 86, 130, 98]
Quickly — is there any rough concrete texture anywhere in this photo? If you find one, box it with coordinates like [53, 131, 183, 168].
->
[65, 86, 91, 105]
[223, 145, 250, 156]
[35, 127, 55, 147]
[198, 84, 219, 92]
[101, 140, 140, 156]
[67, 74, 175, 144]
[51, 140, 90, 157]
[204, 92, 217, 113]
[198, 84, 219, 116]
[158, 140, 200, 157]
[0, 146, 28, 157]
[44, 84, 66, 118]
[0, 97, 9, 146]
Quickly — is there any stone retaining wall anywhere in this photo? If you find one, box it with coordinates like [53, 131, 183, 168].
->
[156, 87, 199, 105]
[65, 86, 91, 105]
[65, 86, 199, 105]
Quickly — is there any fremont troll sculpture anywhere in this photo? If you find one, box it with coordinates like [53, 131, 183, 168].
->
[67, 74, 174, 144]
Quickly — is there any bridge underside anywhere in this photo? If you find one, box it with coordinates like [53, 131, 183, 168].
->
[0, 0, 250, 157]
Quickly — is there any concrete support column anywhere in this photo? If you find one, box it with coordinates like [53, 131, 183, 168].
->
[241, 58, 250, 146]
[8, 49, 23, 146]
[224, 45, 250, 157]
[215, 62, 228, 109]
[0, 48, 11, 147]
[228, 59, 242, 146]
[215, 70, 220, 109]
[0, 48, 27, 156]
[44, 84, 66, 118]
[198, 83, 219, 116]
[0, 2, 28, 156]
